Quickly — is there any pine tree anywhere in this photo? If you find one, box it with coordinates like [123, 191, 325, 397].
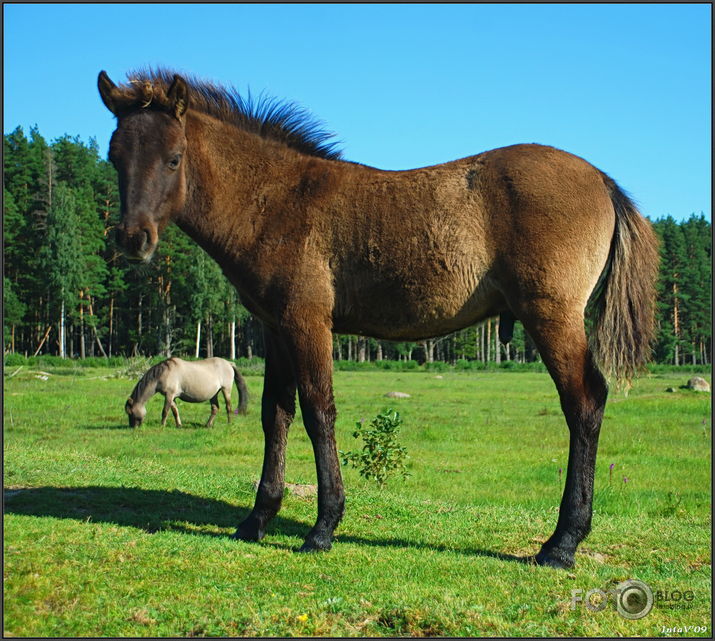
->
[38, 183, 84, 357]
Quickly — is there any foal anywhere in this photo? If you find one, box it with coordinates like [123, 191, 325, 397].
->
[100, 69, 658, 567]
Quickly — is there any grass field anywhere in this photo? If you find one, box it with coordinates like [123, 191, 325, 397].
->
[3, 364, 711, 637]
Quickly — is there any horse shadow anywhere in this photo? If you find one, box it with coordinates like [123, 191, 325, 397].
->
[80, 422, 218, 431]
[3, 486, 530, 563]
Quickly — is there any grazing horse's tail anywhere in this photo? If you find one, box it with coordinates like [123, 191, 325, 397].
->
[588, 173, 660, 385]
[231, 364, 249, 414]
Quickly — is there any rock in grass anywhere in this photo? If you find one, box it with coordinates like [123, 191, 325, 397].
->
[285, 483, 317, 498]
[686, 377, 710, 392]
[665, 387, 676, 393]
[384, 391, 411, 399]
[251, 481, 317, 498]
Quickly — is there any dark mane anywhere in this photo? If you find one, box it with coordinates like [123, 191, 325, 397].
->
[118, 67, 342, 160]
[130, 358, 174, 401]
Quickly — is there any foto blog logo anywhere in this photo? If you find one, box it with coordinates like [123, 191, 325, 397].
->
[571, 579, 654, 619]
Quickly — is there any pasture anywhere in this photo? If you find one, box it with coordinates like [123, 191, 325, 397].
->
[3, 365, 711, 637]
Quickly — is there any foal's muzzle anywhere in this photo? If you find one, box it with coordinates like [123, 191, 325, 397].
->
[117, 222, 157, 262]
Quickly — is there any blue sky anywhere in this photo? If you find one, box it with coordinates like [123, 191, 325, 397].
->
[4, 3, 711, 220]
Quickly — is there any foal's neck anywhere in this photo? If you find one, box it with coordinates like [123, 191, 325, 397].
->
[176, 111, 342, 318]
[179, 111, 311, 252]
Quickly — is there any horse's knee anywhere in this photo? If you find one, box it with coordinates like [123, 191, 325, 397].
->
[302, 404, 337, 441]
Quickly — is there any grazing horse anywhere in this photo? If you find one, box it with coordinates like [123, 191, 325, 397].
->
[125, 357, 249, 428]
[99, 68, 659, 568]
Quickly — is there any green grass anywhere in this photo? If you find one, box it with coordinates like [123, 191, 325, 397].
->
[4, 366, 711, 637]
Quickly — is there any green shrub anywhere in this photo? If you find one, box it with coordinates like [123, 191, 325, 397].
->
[340, 409, 409, 488]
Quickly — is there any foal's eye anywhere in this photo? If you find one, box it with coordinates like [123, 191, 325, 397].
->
[167, 154, 182, 170]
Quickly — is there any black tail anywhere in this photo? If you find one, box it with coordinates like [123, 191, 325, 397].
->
[232, 364, 249, 414]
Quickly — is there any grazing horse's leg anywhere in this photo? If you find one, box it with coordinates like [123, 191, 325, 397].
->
[170, 400, 181, 427]
[522, 309, 608, 569]
[161, 395, 172, 427]
[285, 322, 344, 552]
[222, 385, 233, 423]
[233, 328, 297, 542]
[207, 393, 220, 427]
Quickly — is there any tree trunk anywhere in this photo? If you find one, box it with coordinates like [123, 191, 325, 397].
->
[673, 282, 680, 366]
[358, 337, 366, 362]
[33, 325, 52, 357]
[79, 291, 86, 359]
[195, 319, 202, 358]
[376, 341, 383, 361]
[486, 318, 492, 362]
[347, 336, 352, 361]
[229, 320, 236, 360]
[87, 297, 108, 358]
[108, 296, 114, 357]
[206, 317, 214, 358]
[59, 298, 66, 358]
[423, 339, 435, 363]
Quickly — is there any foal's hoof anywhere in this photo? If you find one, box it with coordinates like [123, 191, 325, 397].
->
[535, 547, 575, 569]
[298, 534, 332, 553]
[231, 519, 265, 542]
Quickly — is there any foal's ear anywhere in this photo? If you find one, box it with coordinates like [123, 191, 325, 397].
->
[98, 70, 120, 115]
[167, 74, 189, 120]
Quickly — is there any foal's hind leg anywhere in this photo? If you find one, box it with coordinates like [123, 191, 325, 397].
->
[522, 309, 608, 569]
[207, 394, 220, 427]
[233, 328, 296, 542]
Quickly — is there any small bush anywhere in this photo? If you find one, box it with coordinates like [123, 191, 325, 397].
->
[340, 409, 409, 488]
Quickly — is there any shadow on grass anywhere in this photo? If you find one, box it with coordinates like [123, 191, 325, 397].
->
[4, 486, 530, 564]
[81, 422, 216, 430]
[336, 533, 531, 564]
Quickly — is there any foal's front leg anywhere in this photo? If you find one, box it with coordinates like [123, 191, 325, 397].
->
[232, 328, 296, 542]
[285, 321, 344, 552]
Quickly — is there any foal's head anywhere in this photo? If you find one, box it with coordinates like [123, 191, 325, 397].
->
[98, 71, 189, 261]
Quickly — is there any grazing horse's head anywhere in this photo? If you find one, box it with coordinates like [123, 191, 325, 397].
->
[98, 71, 189, 261]
[125, 397, 146, 428]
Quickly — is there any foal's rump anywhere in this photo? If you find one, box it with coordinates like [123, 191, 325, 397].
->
[480, 144, 617, 309]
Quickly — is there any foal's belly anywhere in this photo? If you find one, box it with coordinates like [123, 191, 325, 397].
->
[332, 266, 506, 341]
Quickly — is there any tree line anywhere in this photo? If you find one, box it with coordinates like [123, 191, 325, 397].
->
[3, 127, 711, 365]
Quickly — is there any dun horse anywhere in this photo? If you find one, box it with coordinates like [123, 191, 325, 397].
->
[99, 69, 658, 568]
[125, 357, 249, 428]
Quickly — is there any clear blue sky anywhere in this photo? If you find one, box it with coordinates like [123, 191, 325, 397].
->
[4, 3, 711, 221]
